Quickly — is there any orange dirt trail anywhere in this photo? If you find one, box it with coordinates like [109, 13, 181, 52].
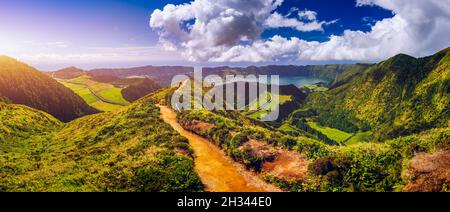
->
[157, 105, 281, 192]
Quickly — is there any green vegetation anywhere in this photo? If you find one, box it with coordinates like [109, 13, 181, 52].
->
[58, 75, 129, 111]
[302, 84, 328, 92]
[1, 47, 449, 192]
[346, 131, 373, 145]
[0, 56, 97, 122]
[97, 87, 129, 105]
[60, 82, 98, 104]
[168, 48, 450, 192]
[120, 78, 161, 102]
[67, 75, 130, 105]
[0, 102, 61, 142]
[60, 81, 123, 112]
[387, 127, 450, 158]
[307, 121, 353, 143]
[304, 49, 450, 140]
[247, 92, 293, 120]
[0, 96, 203, 192]
[178, 108, 330, 171]
[177, 106, 447, 192]
[89, 101, 124, 112]
[244, 85, 306, 122]
[309, 143, 404, 192]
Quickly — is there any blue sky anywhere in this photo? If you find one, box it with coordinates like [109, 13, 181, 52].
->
[262, 0, 393, 42]
[0, 0, 448, 70]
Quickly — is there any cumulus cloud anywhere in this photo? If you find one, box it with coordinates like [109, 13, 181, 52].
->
[298, 9, 317, 21]
[149, 0, 450, 63]
[150, 0, 288, 61]
[264, 11, 336, 32]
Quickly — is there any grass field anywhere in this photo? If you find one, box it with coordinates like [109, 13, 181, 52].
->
[303, 84, 329, 92]
[60, 82, 98, 104]
[346, 131, 373, 145]
[58, 76, 128, 112]
[247, 92, 292, 120]
[98, 88, 129, 105]
[307, 121, 353, 143]
[67, 76, 129, 105]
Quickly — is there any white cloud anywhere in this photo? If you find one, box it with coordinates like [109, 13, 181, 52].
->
[150, 0, 330, 61]
[11, 46, 182, 70]
[298, 9, 317, 21]
[150, 0, 287, 62]
[264, 11, 336, 32]
[149, 0, 450, 63]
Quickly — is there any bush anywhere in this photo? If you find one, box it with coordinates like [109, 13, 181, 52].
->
[133, 153, 203, 192]
[310, 144, 403, 192]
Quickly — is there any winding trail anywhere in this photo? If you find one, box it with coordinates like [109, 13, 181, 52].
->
[157, 104, 281, 192]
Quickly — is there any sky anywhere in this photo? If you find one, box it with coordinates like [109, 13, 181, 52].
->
[0, 0, 449, 71]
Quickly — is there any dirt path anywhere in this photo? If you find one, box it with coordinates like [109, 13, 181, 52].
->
[157, 104, 281, 192]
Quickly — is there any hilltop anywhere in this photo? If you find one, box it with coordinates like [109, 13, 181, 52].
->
[48, 66, 87, 79]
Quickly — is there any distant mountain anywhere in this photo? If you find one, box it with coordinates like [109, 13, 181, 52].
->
[304, 47, 450, 140]
[88, 64, 373, 87]
[90, 66, 193, 86]
[0, 56, 98, 122]
[49, 66, 87, 79]
[210, 82, 307, 122]
[88, 75, 162, 102]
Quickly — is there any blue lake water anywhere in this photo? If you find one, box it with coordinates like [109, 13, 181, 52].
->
[205, 76, 329, 88]
[278, 76, 328, 87]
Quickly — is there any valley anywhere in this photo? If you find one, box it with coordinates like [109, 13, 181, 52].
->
[0, 47, 448, 192]
[57, 75, 129, 111]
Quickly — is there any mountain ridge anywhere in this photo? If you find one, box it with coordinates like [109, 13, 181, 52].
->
[304, 47, 450, 140]
[0, 56, 98, 122]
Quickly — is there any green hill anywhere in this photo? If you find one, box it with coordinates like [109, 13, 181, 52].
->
[0, 56, 98, 122]
[121, 78, 161, 102]
[304, 48, 450, 140]
[49, 66, 86, 79]
[0, 102, 62, 142]
[0, 96, 203, 192]
[56, 74, 161, 111]
[86, 75, 162, 103]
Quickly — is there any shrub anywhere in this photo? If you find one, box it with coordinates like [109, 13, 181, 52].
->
[310, 144, 403, 192]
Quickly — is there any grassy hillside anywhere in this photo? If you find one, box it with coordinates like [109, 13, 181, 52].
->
[174, 103, 446, 192]
[58, 75, 160, 111]
[307, 121, 353, 143]
[67, 75, 129, 105]
[86, 75, 161, 103]
[59, 81, 124, 112]
[0, 102, 61, 142]
[156, 55, 449, 191]
[121, 78, 161, 102]
[0, 56, 98, 122]
[0, 96, 203, 192]
[304, 48, 450, 140]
